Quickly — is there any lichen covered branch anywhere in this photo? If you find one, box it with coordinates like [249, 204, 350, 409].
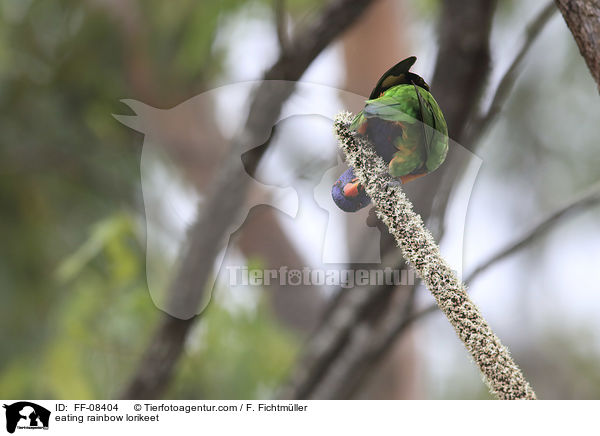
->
[334, 112, 536, 400]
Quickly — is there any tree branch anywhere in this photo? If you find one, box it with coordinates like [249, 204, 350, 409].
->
[278, 280, 393, 399]
[274, 0, 288, 55]
[465, 183, 600, 286]
[432, 0, 497, 144]
[329, 284, 418, 399]
[555, 0, 600, 90]
[466, 2, 557, 145]
[120, 0, 376, 400]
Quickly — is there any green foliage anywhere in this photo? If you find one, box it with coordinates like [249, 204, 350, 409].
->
[0, 1, 311, 399]
[0, 211, 157, 399]
[170, 290, 298, 399]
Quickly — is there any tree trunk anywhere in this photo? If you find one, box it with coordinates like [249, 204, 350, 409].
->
[555, 0, 600, 91]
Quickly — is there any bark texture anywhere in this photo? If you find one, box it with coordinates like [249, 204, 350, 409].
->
[556, 0, 600, 90]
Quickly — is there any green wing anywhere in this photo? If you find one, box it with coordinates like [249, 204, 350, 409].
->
[420, 90, 448, 173]
[363, 86, 421, 122]
[388, 142, 422, 177]
[362, 86, 425, 177]
[358, 84, 449, 177]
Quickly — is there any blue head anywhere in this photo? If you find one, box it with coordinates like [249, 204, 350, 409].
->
[331, 167, 371, 212]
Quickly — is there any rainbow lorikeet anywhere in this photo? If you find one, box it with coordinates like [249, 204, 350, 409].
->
[332, 56, 448, 213]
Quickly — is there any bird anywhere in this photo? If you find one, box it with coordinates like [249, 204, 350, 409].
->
[332, 56, 448, 212]
[331, 167, 371, 212]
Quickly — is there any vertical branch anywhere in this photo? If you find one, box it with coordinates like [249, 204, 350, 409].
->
[274, 0, 288, 54]
[465, 2, 557, 145]
[432, 0, 497, 144]
[334, 112, 537, 400]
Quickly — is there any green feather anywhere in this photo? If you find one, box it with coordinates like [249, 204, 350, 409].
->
[352, 83, 448, 178]
[389, 142, 422, 177]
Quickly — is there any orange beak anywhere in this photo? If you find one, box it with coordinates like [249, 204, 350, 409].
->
[343, 181, 360, 198]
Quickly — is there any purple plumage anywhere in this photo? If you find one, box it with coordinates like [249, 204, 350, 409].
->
[331, 167, 371, 212]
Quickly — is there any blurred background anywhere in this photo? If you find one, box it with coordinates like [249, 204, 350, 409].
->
[1, 0, 599, 400]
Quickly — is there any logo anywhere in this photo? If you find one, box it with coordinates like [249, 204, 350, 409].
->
[3, 402, 50, 434]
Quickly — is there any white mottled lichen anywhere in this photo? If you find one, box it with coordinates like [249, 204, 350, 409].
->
[334, 112, 536, 400]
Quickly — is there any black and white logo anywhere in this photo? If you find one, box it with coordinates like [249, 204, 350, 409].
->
[3, 402, 50, 434]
